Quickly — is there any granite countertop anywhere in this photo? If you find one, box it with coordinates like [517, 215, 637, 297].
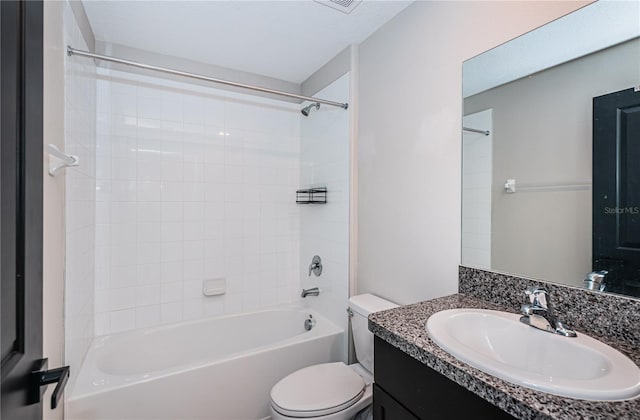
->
[368, 293, 640, 420]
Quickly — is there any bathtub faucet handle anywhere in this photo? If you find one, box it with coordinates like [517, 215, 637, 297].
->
[308, 255, 322, 277]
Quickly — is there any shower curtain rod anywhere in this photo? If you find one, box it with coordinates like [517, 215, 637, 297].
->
[463, 127, 490, 136]
[67, 46, 349, 110]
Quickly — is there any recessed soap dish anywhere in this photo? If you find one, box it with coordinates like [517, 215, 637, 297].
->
[203, 278, 226, 296]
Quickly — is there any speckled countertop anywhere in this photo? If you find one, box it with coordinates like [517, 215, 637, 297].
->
[368, 294, 640, 420]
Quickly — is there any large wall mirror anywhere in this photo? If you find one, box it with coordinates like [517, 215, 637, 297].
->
[462, 1, 640, 298]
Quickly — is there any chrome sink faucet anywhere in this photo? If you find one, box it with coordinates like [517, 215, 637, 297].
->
[519, 287, 577, 337]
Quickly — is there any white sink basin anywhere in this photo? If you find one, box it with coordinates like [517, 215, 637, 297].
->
[426, 309, 640, 401]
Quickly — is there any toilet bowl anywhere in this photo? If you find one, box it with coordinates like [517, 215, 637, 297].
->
[270, 362, 372, 420]
[269, 294, 397, 420]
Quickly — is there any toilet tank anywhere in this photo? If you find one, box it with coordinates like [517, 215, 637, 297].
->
[349, 294, 398, 374]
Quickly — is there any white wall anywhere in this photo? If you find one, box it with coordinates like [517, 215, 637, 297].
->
[43, 1, 66, 418]
[299, 73, 351, 361]
[93, 69, 302, 334]
[64, 0, 97, 391]
[356, 1, 590, 305]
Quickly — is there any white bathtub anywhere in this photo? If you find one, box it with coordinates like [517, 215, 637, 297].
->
[67, 307, 344, 420]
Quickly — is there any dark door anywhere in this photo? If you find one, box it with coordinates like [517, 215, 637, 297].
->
[1, 1, 44, 418]
[593, 87, 640, 297]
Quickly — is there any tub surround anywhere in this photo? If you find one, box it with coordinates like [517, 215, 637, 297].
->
[368, 269, 640, 419]
[92, 67, 304, 335]
[63, 0, 97, 390]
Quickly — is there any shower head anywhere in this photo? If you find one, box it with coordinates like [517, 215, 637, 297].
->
[301, 102, 320, 117]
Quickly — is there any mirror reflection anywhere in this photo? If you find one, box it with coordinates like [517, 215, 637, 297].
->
[462, 1, 640, 298]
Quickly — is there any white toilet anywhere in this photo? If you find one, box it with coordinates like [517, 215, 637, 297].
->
[269, 294, 398, 420]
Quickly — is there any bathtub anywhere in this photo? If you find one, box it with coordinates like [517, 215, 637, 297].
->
[67, 307, 344, 420]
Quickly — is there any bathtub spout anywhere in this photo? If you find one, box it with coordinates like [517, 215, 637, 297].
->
[301, 287, 320, 298]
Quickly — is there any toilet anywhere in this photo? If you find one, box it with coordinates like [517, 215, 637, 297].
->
[270, 294, 398, 420]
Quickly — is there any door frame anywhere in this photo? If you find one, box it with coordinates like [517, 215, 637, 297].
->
[1, 0, 44, 418]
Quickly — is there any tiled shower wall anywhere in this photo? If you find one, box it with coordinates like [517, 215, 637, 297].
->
[299, 73, 351, 361]
[64, 2, 97, 382]
[94, 69, 302, 334]
[461, 109, 492, 269]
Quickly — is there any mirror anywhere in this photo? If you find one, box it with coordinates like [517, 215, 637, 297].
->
[462, 1, 640, 298]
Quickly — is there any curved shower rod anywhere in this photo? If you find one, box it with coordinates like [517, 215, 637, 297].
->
[67, 46, 349, 110]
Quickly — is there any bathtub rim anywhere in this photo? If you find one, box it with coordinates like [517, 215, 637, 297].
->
[69, 305, 344, 400]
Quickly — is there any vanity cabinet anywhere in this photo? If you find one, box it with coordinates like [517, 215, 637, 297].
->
[372, 384, 420, 420]
[373, 337, 515, 420]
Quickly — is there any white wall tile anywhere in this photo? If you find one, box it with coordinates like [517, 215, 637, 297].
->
[183, 222, 204, 241]
[112, 93, 137, 117]
[136, 305, 161, 328]
[94, 68, 302, 334]
[161, 202, 183, 222]
[162, 181, 184, 201]
[183, 202, 204, 221]
[135, 285, 162, 306]
[110, 287, 136, 311]
[299, 74, 350, 361]
[161, 92, 183, 122]
[162, 222, 184, 242]
[111, 180, 137, 201]
[182, 299, 203, 320]
[137, 202, 162, 222]
[138, 242, 161, 264]
[137, 181, 162, 201]
[161, 282, 183, 303]
[183, 183, 205, 202]
[161, 261, 183, 283]
[138, 96, 162, 120]
[138, 222, 162, 243]
[110, 309, 136, 333]
[183, 241, 204, 261]
[161, 302, 183, 324]
[161, 160, 184, 181]
[64, 0, 97, 389]
[462, 110, 492, 269]
[95, 312, 110, 336]
[137, 263, 162, 285]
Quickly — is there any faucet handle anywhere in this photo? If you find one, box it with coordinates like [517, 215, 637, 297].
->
[586, 270, 608, 282]
[521, 304, 544, 316]
[584, 270, 608, 291]
[525, 286, 549, 310]
[308, 255, 322, 277]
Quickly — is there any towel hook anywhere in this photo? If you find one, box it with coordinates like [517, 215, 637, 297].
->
[46, 144, 79, 177]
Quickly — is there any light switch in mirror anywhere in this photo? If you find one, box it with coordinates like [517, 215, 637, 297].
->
[461, 1, 640, 298]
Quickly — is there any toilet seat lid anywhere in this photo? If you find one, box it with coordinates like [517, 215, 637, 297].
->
[271, 362, 365, 417]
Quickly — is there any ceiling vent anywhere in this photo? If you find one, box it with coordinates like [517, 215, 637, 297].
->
[313, 0, 363, 14]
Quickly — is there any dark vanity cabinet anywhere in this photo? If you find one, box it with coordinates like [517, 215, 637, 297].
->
[372, 337, 515, 420]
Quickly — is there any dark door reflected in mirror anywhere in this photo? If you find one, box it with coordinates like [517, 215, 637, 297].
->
[593, 88, 640, 297]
